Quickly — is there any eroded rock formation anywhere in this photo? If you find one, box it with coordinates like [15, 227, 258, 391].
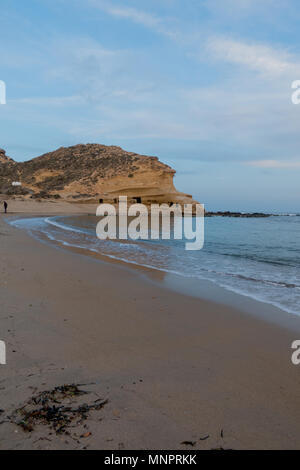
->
[0, 144, 197, 204]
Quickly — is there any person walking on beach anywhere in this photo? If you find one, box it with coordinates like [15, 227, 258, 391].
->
[3, 201, 7, 214]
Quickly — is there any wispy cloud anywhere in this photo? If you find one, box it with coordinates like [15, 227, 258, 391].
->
[246, 160, 300, 168]
[87, 1, 300, 80]
[11, 95, 85, 106]
[88, 0, 178, 39]
[207, 37, 300, 77]
[205, 0, 278, 15]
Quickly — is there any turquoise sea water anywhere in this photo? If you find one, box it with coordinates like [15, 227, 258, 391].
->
[9, 214, 300, 316]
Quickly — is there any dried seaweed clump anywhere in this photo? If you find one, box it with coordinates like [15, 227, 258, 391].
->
[10, 384, 108, 436]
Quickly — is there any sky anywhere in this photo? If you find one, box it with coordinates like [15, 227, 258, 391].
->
[1, 0, 300, 212]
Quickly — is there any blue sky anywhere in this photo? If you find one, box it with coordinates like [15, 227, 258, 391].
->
[1, 0, 300, 211]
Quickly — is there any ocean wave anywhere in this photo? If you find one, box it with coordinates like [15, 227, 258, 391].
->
[45, 217, 90, 235]
[8, 215, 300, 317]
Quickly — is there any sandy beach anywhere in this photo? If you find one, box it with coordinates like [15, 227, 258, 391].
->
[0, 202, 299, 450]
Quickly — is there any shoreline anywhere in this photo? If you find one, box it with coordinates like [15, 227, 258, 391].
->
[1, 209, 300, 449]
[6, 210, 300, 331]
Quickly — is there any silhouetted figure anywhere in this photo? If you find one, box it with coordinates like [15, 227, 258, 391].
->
[3, 201, 7, 214]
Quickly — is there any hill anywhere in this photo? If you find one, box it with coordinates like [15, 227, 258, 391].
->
[0, 144, 196, 205]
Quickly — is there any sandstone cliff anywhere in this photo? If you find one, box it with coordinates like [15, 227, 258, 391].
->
[0, 144, 196, 205]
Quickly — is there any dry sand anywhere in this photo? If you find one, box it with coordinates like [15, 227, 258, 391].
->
[0, 198, 97, 214]
[1, 203, 300, 450]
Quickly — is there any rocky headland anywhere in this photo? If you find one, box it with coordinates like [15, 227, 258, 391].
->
[0, 144, 196, 206]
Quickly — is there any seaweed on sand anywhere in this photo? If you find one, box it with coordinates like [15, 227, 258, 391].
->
[9, 384, 108, 436]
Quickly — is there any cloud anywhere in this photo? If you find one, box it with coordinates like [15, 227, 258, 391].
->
[88, 2, 300, 80]
[45, 37, 150, 104]
[47, 37, 121, 80]
[207, 0, 276, 10]
[204, 0, 281, 18]
[100, 4, 161, 28]
[88, 0, 178, 39]
[207, 37, 300, 77]
[11, 95, 85, 106]
[245, 160, 300, 168]
[3, 1, 300, 169]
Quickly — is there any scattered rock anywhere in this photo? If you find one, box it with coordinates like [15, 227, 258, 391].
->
[181, 440, 197, 447]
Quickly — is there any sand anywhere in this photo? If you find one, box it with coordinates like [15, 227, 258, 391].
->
[1, 203, 300, 450]
[0, 198, 97, 214]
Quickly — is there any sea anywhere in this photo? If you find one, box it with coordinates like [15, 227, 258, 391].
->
[9, 214, 300, 317]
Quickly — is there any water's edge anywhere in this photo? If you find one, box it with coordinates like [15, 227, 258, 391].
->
[7, 214, 300, 327]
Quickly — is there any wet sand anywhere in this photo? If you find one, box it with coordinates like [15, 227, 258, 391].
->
[1, 206, 300, 449]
